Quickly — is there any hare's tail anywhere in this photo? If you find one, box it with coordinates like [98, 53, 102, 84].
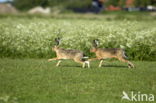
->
[81, 54, 89, 61]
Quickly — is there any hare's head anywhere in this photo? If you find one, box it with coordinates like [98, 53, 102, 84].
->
[52, 45, 59, 51]
[90, 39, 99, 52]
[52, 37, 61, 51]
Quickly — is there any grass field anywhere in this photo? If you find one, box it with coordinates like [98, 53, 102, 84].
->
[0, 13, 156, 103]
[0, 58, 156, 103]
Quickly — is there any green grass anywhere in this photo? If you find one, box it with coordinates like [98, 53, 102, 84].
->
[0, 11, 155, 20]
[0, 58, 156, 103]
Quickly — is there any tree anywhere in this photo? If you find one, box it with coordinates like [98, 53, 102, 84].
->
[13, 0, 92, 11]
[105, 0, 120, 6]
[134, 0, 151, 7]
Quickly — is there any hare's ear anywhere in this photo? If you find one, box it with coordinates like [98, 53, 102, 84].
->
[93, 39, 99, 47]
[54, 37, 61, 46]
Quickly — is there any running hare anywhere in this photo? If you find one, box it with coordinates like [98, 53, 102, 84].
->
[89, 39, 134, 68]
[48, 38, 90, 68]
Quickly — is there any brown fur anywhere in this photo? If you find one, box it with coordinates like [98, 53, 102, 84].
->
[48, 46, 90, 68]
[90, 47, 135, 68]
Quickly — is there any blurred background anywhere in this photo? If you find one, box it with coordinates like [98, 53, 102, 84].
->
[0, 0, 156, 15]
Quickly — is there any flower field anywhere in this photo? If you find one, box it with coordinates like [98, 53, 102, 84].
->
[0, 17, 155, 60]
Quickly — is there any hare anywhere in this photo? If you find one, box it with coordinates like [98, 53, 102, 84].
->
[48, 38, 90, 68]
[89, 39, 134, 68]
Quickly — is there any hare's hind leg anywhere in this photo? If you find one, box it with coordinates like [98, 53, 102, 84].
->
[74, 58, 85, 68]
[85, 61, 90, 68]
[127, 61, 134, 68]
[118, 57, 134, 68]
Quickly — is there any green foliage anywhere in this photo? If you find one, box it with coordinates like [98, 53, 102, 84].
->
[134, 0, 152, 7]
[13, 0, 91, 10]
[105, 0, 153, 7]
[105, 0, 121, 6]
[0, 16, 156, 60]
[13, 0, 49, 10]
[65, 0, 91, 9]
[12, 0, 155, 11]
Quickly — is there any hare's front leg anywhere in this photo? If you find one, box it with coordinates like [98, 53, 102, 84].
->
[99, 60, 103, 67]
[56, 60, 61, 67]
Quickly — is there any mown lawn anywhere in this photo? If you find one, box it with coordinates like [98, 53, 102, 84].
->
[0, 58, 155, 103]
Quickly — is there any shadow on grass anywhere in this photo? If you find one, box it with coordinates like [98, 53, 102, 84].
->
[60, 65, 82, 68]
[59, 64, 128, 69]
[101, 65, 128, 68]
